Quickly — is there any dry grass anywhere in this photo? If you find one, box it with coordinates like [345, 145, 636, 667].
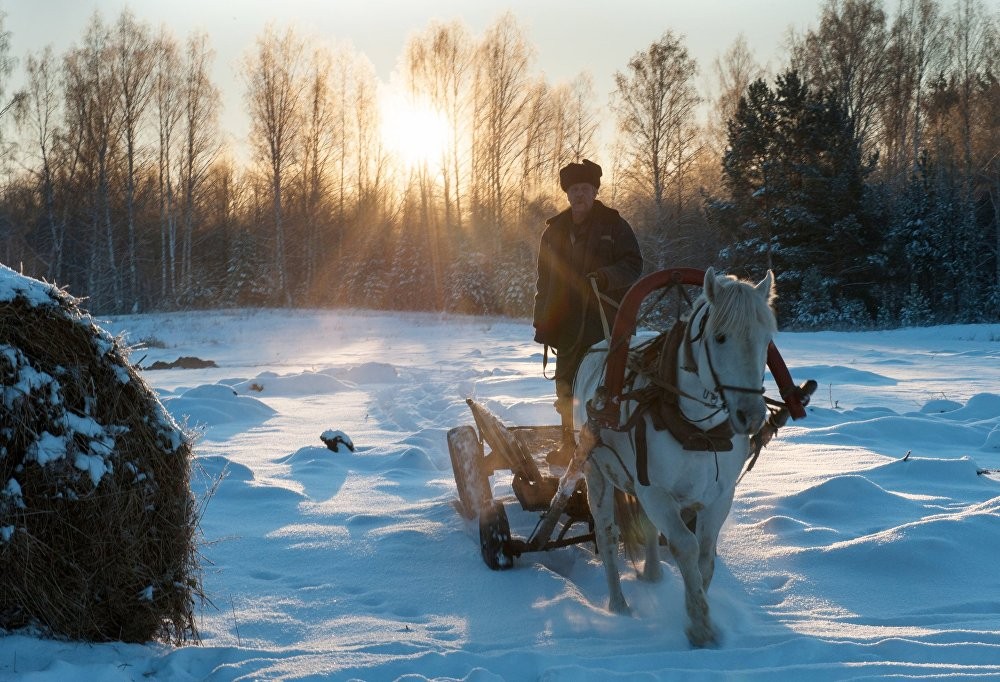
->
[0, 286, 201, 644]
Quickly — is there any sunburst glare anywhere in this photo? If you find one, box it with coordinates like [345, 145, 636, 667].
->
[379, 87, 449, 170]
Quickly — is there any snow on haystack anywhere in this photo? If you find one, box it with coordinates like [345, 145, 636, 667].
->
[0, 264, 200, 643]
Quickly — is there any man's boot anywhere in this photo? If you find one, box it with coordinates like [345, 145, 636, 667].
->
[546, 412, 576, 467]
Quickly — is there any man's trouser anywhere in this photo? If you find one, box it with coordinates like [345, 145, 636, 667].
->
[553, 345, 587, 451]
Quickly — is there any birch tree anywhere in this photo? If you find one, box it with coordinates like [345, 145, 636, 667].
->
[20, 48, 65, 282]
[64, 13, 122, 310]
[178, 31, 220, 297]
[112, 8, 155, 310]
[298, 44, 338, 294]
[708, 34, 764, 157]
[792, 0, 892, 156]
[243, 24, 305, 301]
[472, 12, 533, 240]
[153, 29, 181, 300]
[403, 20, 473, 231]
[612, 30, 700, 239]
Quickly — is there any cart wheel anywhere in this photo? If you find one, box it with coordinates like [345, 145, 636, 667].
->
[447, 425, 492, 519]
[479, 500, 513, 570]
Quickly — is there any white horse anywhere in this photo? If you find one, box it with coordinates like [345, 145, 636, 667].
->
[573, 267, 777, 647]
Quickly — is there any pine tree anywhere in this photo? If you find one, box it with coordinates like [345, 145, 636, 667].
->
[225, 228, 271, 306]
[710, 70, 878, 325]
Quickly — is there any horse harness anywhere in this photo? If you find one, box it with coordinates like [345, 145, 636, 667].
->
[598, 302, 765, 486]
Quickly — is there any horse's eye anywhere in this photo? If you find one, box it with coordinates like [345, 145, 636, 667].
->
[714, 334, 727, 344]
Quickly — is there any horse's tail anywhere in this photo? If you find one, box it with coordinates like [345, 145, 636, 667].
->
[614, 490, 652, 563]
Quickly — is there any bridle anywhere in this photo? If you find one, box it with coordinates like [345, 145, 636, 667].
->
[683, 300, 766, 420]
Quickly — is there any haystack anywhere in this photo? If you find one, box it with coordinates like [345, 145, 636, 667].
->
[0, 264, 200, 643]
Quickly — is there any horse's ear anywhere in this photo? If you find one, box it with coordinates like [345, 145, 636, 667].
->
[756, 270, 777, 305]
[703, 267, 717, 303]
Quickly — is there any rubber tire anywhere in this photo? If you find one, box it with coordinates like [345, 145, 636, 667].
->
[479, 500, 514, 570]
[447, 425, 492, 520]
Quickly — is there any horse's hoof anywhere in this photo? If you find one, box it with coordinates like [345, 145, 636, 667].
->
[609, 598, 632, 616]
[685, 625, 718, 648]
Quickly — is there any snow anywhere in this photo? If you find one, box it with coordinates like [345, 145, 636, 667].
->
[0, 262, 62, 307]
[2, 307, 1000, 681]
[1, 346, 56, 409]
[320, 430, 356, 453]
[26, 430, 67, 466]
[72, 452, 110, 486]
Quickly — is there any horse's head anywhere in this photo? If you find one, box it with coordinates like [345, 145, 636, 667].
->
[690, 267, 777, 435]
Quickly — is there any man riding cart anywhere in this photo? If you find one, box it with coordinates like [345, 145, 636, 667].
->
[532, 159, 643, 464]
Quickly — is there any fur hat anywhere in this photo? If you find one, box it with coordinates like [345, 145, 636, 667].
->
[559, 159, 602, 191]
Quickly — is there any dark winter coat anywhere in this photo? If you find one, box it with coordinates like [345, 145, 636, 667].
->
[532, 200, 643, 353]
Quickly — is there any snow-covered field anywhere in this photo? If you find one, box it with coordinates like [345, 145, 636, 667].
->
[3, 307, 1000, 681]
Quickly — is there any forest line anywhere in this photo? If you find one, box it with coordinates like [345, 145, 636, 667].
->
[0, 0, 997, 328]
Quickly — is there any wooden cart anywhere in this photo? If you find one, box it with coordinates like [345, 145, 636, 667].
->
[447, 398, 594, 570]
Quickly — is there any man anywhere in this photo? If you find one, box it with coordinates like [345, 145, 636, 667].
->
[532, 159, 643, 463]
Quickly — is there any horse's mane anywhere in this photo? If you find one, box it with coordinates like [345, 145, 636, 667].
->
[700, 274, 777, 338]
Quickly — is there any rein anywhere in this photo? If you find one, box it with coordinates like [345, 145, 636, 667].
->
[590, 275, 614, 343]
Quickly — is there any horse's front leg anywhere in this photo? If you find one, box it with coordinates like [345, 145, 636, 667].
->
[639, 493, 716, 647]
[695, 487, 737, 592]
[584, 462, 630, 615]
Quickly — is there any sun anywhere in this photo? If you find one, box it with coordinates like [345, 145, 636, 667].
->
[379, 88, 449, 170]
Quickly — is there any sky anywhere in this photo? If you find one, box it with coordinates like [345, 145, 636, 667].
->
[3, 0, 827, 159]
[3, 261, 1000, 679]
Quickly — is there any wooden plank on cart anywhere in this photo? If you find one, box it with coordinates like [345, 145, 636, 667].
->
[465, 399, 543, 484]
